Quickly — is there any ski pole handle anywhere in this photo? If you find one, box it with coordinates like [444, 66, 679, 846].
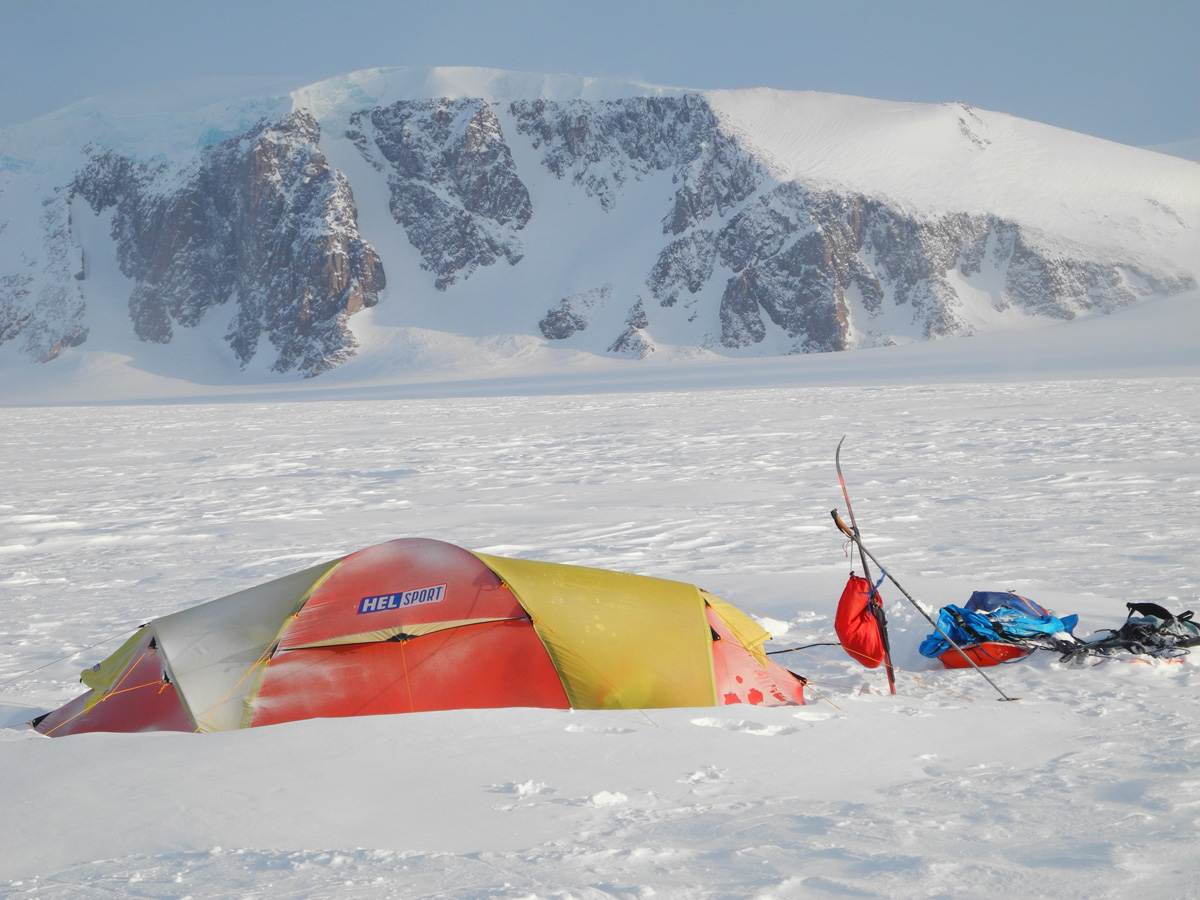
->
[831, 509, 855, 538]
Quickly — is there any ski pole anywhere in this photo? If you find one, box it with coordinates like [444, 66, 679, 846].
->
[831, 509, 1021, 702]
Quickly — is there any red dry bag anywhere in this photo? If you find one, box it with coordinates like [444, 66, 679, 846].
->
[835, 574, 886, 669]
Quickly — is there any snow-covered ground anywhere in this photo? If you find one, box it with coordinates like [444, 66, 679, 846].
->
[1, 292, 1199, 898]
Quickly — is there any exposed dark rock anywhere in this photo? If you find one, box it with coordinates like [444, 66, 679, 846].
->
[539, 285, 611, 340]
[540, 300, 589, 340]
[511, 94, 760, 229]
[648, 231, 717, 307]
[704, 180, 1193, 350]
[0, 274, 33, 346]
[1002, 232, 1172, 318]
[0, 271, 88, 363]
[719, 271, 768, 348]
[349, 99, 531, 289]
[608, 298, 653, 357]
[663, 133, 762, 236]
[71, 113, 384, 375]
[0, 193, 90, 362]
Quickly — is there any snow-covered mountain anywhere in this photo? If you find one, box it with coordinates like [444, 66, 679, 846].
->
[1, 67, 1196, 386]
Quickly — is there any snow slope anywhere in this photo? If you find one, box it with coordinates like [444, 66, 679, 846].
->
[708, 88, 1199, 262]
[1, 290, 1198, 897]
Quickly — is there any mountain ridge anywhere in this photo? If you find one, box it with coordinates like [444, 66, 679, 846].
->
[1, 66, 1195, 388]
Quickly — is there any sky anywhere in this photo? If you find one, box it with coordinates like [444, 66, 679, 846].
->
[1, 0, 1197, 157]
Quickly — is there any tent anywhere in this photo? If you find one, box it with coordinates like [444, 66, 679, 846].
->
[34, 538, 806, 736]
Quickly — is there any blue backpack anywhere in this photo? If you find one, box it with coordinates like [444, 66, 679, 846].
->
[919, 591, 1078, 659]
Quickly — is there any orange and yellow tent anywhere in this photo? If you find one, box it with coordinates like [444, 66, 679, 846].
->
[34, 538, 806, 737]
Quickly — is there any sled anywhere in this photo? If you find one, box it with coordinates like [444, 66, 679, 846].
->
[939, 641, 1032, 668]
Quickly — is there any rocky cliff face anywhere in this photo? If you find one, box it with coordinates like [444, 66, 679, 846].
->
[0, 192, 89, 363]
[510, 94, 760, 232]
[0, 76, 1192, 378]
[348, 98, 531, 290]
[517, 98, 1190, 356]
[654, 185, 1192, 353]
[68, 111, 385, 376]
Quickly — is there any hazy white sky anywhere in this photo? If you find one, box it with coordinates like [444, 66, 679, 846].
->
[2, 0, 1196, 154]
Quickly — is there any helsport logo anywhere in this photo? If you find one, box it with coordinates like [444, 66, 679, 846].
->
[358, 584, 447, 614]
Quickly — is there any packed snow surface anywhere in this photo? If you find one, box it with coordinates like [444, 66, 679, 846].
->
[1, 294, 1199, 898]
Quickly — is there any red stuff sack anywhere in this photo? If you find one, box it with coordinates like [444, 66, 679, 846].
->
[834, 574, 886, 669]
